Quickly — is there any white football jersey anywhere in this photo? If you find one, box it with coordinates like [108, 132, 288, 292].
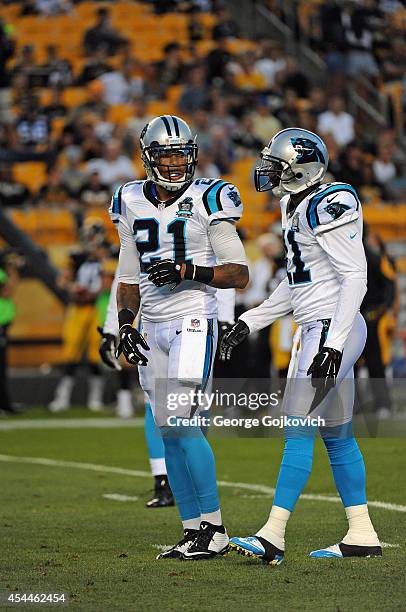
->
[109, 178, 243, 322]
[281, 181, 364, 324]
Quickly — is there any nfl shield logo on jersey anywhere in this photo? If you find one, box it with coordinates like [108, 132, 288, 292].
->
[191, 319, 200, 328]
[176, 197, 194, 218]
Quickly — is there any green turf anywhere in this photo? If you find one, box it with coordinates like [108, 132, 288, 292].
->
[0, 411, 405, 611]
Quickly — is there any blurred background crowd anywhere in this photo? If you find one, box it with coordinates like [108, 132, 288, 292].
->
[0, 0, 404, 414]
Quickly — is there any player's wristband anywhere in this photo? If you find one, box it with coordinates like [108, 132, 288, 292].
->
[118, 308, 135, 329]
[184, 263, 214, 285]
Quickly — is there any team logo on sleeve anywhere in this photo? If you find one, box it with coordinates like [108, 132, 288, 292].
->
[324, 201, 351, 220]
[176, 197, 194, 218]
[227, 187, 242, 207]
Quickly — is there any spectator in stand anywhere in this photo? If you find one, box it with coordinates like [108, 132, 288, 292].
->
[212, 6, 239, 40]
[70, 80, 108, 121]
[275, 88, 299, 127]
[98, 58, 144, 105]
[340, 2, 379, 77]
[15, 100, 49, 150]
[155, 42, 185, 89]
[255, 40, 286, 90]
[210, 124, 232, 174]
[142, 63, 166, 100]
[41, 45, 72, 88]
[178, 64, 209, 115]
[338, 143, 364, 190]
[35, 0, 72, 16]
[277, 56, 310, 98]
[76, 46, 112, 86]
[359, 163, 385, 204]
[373, 144, 397, 187]
[231, 114, 263, 157]
[318, 96, 355, 148]
[43, 87, 68, 120]
[78, 170, 111, 210]
[209, 96, 236, 137]
[188, 9, 206, 42]
[308, 86, 327, 116]
[11, 44, 48, 89]
[249, 98, 282, 146]
[61, 146, 86, 199]
[233, 52, 267, 93]
[323, 132, 342, 179]
[0, 164, 31, 207]
[191, 108, 212, 151]
[194, 148, 221, 179]
[206, 36, 232, 82]
[74, 121, 103, 162]
[36, 166, 71, 206]
[126, 97, 150, 136]
[87, 138, 135, 190]
[83, 7, 127, 57]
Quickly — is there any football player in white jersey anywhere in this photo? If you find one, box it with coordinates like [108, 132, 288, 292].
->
[221, 128, 382, 564]
[109, 115, 248, 560]
[99, 266, 236, 508]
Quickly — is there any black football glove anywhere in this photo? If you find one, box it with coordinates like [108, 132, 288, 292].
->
[116, 324, 150, 366]
[219, 319, 250, 361]
[218, 321, 234, 342]
[97, 327, 122, 371]
[148, 259, 182, 290]
[307, 347, 342, 390]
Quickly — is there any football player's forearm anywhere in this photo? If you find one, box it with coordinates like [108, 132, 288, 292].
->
[325, 276, 367, 352]
[239, 278, 292, 333]
[117, 282, 141, 326]
[211, 263, 249, 289]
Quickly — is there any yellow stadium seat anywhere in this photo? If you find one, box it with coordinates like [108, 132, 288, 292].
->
[107, 104, 134, 125]
[13, 162, 47, 193]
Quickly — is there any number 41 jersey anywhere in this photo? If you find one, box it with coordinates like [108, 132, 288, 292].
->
[109, 178, 243, 322]
[281, 181, 366, 324]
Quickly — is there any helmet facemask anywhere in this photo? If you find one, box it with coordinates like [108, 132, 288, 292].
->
[142, 142, 198, 192]
[254, 148, 296, 196]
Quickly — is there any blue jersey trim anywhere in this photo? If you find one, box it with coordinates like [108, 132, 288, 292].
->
[306, 183, 360, 230]
[202, 319, 214, 392]
[202, 180, 226, 216]
[113, 184, 123, 215]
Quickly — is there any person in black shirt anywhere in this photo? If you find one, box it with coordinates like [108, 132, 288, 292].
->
[0, 164, 31, 207]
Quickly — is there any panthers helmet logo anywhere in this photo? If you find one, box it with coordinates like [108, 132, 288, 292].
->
[290, 138, 326, 165]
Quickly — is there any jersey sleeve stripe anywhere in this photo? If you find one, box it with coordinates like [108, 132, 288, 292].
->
[306, 184, 360, 229]
[112, 184, 124, 215]
[202, 179, 225, 216]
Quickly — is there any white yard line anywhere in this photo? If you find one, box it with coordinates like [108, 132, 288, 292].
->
[0, 418, 144, 430]
[103, 493, 139, 502]
[0, 453, 405, 513]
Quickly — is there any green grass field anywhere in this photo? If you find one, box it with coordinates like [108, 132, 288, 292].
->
[1, 408, 405, 611]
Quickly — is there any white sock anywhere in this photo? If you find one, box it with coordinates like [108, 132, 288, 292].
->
[149, 458, 166, 477]
[182, 518, 201, 531]
[256, 506, 291, 551]
[342, 504, 380, 546]
[201, 510, 222, 526]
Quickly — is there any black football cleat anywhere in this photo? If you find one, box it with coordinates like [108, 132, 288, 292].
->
[156, 529, 199, 560]
[146, 476, 175, 508]
[182, 521, 229, 560]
